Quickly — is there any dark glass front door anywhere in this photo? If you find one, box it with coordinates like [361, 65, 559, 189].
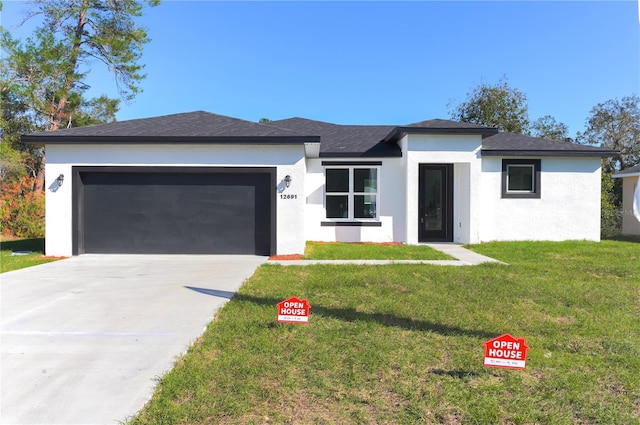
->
[418, 164, 453, 242]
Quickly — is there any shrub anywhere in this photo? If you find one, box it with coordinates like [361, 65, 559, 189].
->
[600, 172, 621, 238]
[0, 176, 45, 238]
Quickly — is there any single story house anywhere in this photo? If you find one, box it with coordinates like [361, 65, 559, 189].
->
[23, 111, 618, 257]
[612, 165, 640, 236]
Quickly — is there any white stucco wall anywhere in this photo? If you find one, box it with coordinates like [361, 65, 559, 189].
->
[304, 158, 405, 243]
[479, 156, 602, 242]
[45, 143, 307, 256]
[48, 140, 607, 255]
[620, 176, 640, 236]
[404, 133, 483, 244]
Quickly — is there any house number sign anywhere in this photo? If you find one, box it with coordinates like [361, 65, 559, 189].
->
[280, 194, 298, 199]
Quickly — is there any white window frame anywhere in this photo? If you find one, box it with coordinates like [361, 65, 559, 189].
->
[506, 164, 535, 193]
[324, 166, 380, 221]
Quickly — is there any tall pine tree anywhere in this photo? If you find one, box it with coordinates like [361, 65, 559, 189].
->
[1, 0, 160, 190]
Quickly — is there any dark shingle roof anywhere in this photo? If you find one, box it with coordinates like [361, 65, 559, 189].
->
[383, 119, 498, 143]
[22, 111, 317, 144]
[406, 118, 496, 130]
[22, 111, 619, 158]
[266, 117, 397, 157]
[481, 132, 619, 157]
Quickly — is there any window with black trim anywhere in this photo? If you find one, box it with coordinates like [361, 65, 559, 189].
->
[502, 159, 541, 198]
[325, 167, 378, 219]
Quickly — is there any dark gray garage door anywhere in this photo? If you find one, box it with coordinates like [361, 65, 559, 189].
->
[74, 168, 275, 255]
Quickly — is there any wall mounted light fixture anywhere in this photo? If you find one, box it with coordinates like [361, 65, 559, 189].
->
[56, 174, 64, 187]
[284, 175, 292, 188]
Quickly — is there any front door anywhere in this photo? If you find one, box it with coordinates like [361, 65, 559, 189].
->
[418, 164, 453, 242]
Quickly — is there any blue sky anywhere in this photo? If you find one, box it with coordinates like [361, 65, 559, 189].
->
[3, 1, 639, 136]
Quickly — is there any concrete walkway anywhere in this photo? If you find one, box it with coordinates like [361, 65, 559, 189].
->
[268, 243, 506, 266]
[424, 243, 506, 265]
[1, 255, 267, 425]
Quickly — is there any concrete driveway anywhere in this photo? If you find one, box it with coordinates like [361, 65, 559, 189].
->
[1, 254, 267, 425]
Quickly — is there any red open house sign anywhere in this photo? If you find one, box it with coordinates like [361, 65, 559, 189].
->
[484, 334, 529, 370]
[277, 297, 310, 323]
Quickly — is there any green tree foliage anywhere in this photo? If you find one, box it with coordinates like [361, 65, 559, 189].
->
[578, 94, 640, 171]
[1, 0, 160, 190]
[577, 94, 639, 238]
[0, 143, 26, 182]
[600, 171, 621, 238]
[531, 115, 571, 142]
[72, 95, 120, 127]
[0, 85, 39, 181]
[449, 77, 530, 134]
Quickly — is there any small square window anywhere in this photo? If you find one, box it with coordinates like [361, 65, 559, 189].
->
[507, 164, 534, 192]
[502, 159, 541, 198]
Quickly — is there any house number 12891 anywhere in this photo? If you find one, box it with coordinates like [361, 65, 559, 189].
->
[280, 194, 297, 199]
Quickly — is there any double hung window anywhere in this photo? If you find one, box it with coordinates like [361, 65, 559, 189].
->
[325, 167, 378, 220]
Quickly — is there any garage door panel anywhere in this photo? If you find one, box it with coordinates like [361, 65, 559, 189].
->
[79, 171, 272, 255]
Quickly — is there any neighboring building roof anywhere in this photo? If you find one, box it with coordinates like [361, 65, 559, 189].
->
[481, 132, 619, 157]
[22, 110, 619, 158]
[612, 164, 640, 178]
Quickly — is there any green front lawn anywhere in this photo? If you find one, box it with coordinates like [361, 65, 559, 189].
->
[0, 238, 60, 273]
[129, 240, 640, 424]
[303, 241, 454, 260]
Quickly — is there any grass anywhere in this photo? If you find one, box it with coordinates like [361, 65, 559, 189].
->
[129, 240, 640, 425]
[0, 237, 60, 273]
[303, 241, 454, 260]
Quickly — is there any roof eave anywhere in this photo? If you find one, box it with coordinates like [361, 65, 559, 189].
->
[21, 135, 321, 145]
[319, 151, 403, 158]
[481, 149, 619, 158]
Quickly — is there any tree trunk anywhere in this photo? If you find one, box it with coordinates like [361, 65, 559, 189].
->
[33, 2, 87, 192]
[33, 158, 46, 192]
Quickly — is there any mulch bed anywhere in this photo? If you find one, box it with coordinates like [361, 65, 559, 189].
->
[268, 254, 303, 261]
[268, 241, 403, 260]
